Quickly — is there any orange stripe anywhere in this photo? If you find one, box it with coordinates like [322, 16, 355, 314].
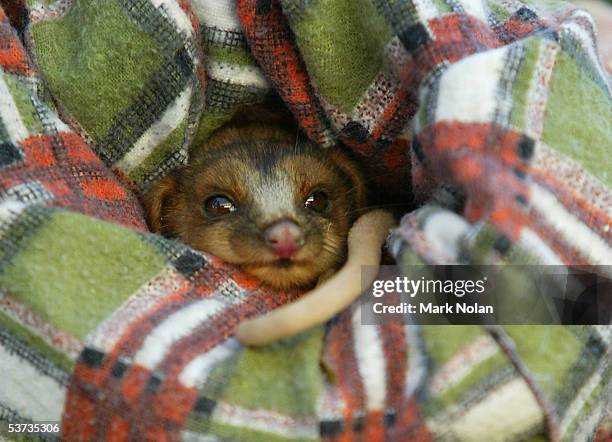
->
[0, 12, 33, 75]
[61, 382, 97, 440]
[393, 398, 433, 441]
[153, 379, 198, 424]
[364, 410, 385, 442]
[80, 179, 128, 201]
[418, 122, 531, 238]
[237, 0, 331, 145]
[106, 415, 129, 442]
[18, 135, 55, 167]
[531, 170, 612, 242]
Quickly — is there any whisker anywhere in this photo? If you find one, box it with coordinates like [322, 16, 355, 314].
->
[294, 130, 300, 152]
[321, 245, 345, 260]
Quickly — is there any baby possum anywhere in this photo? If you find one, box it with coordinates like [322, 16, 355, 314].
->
[145, 123, 367, 290]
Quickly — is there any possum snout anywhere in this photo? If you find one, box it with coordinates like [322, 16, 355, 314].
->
[265, 220, 304, 259]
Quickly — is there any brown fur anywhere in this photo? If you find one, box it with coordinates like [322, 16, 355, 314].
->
[144, 123, 367, 290]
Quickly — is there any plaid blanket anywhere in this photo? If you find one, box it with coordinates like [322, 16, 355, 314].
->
[0, 0, 610, 441]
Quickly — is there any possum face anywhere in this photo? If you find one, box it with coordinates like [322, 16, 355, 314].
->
[145, 124, 367, 290]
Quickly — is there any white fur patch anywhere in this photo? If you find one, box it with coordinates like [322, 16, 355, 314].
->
[249, 172, 296, 223]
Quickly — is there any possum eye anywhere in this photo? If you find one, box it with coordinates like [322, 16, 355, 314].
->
[304, 190, 329, 213]
[204, 195, 237, 217]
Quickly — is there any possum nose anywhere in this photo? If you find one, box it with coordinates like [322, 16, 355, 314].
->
[265, 221, 304, 259]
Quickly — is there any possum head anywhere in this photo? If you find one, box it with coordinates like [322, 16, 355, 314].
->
[145, 124, 367, 290]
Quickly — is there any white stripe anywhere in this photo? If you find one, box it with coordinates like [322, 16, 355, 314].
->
[116, 85, 192, 173]
[207, 61, 269, 89]
[0, 73, 29, 143]
[530, 184, 612, 265]
[498, 0, 524, 15]
[52, 116, 70, 132]
[151, 0, 194, 35]
[404, 325, 427, 397]
[213, 402, 318, 439]
[426, 378, 543, 441]
[0, 200, 27, 232]
[572, 402, 606, 442]
[352, 305, 387, 410]
[87, 266, 188, 352]
[593, 325, 612, 343]
[571, 9, 597, 25]
[532, 141, 611, 217]
[179, 338, 241, 388]
[524, 41, 559, 140]
[348, 71, 399, 133]
[0, 201, 28, 245]
[191, 0, 241, 30]
[181, 432, 222, 442]
[316, 385, 346, 422]
[414, 0, 440, 22]
[428, 335, 499, 395]
[436, 47, 508, 124]
[559, 355, 609, 434]
[0, 181, 54, 205]
[133, 296, 228, 369]
[0, 292, 82, 359]
[561, 18, 611, 95]
[518, 228, 565, 265]
[422, 210, 472, 263]
[29, 0, 73, 23]
[25, 78, 72, 133]
[456, 0, 488, 22]
[0, 344, 66, 422]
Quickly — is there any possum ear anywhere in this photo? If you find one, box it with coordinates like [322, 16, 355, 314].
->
[328, 148, 368, 212]
[144, 175, 180, 235]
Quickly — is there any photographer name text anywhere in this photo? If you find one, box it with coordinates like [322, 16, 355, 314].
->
[370, 276, 493, 316]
